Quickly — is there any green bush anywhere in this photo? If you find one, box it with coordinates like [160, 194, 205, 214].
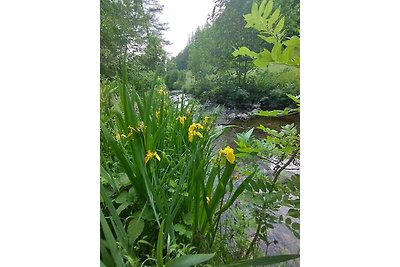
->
[208, 77, 250, 107]
[251, 67, 299, 110]
[172, 71, 186, 90]
[165, 69, 179, 89]
[182, 71, 195, 93]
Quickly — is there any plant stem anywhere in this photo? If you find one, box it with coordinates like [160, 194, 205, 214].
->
[245, 223, 262, 257]
[272, 149, 299, 184]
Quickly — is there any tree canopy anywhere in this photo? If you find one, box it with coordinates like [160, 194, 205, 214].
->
[166, 0, 300, 108]
[100, 0, 168, 79]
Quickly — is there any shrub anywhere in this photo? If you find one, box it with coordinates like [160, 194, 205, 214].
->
[182, 71, 195, 93]
[251, 67, 299, 110]
[165, 69, 179, 90]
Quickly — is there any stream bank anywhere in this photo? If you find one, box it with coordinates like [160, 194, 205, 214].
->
[169, 90, 300, 265]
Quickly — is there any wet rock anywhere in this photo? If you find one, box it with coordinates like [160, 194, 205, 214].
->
[227, 112, 237, 120]
[257, 160, 273, 177]
[266, 223, 300, 260]
[236, 112, 250, 120]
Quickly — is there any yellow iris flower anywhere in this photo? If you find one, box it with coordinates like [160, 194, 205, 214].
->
[144, 150, 161, 164]
[219, 146, 235, 164]
[177, 116, 186, 124]
[188, 123, 204, 142]
[114, 125, 137, 141]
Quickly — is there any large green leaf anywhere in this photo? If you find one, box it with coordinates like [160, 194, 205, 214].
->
[274, 17, 285, 34]
[127, 217, 144, 243]
[286, 94, 300, 104]
[114, 191, 128, 204]
[268, 7, 280, 25]
[166, 253, 215, 267]
[271, 42, 282, 61]
[280, 46, 294, 64]
[283, 36, 300, 48]
[232, 46, 259, 58]
[251, 2, 258, 15]
[256, 110, 280, 117]
[258, 0, 267, 16]
[254, 49, 273, 67]
[243, 13, 258, 28]
[263, 0, 274, 18]
[116, 201, 131, 215]
[236, 128, 254, 143]
[217, 170, 256, 215]
[257, 34, 276, 44]
[292, 222, 300, 230]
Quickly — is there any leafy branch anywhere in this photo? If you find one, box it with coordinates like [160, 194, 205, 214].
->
[232, 0, 300, 67]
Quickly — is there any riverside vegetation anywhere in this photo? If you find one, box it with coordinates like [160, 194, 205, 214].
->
[100, 0, 300, 266]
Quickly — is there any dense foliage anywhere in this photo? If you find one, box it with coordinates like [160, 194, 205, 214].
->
[101, 0, 168, 83]
[165, 0, 299, 109]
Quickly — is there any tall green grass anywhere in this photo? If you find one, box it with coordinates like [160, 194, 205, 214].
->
[100, 64, 255, 254]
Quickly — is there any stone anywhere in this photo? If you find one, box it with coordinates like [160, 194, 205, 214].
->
[236, 112, 250, 120]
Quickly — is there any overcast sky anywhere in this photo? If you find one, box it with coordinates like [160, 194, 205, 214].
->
[159, 0, 215, 57]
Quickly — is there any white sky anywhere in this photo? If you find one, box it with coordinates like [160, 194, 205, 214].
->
[159, 0, 215, 57]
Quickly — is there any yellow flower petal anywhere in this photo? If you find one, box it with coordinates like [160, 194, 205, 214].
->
[187, 122, 204, 142]
[225, 151, 235, 164]
[195, 123, 204, 129]
[177, 116, 186, 124]
[188, 130, 194, 142]
[195, 131, 203, 138]
[219, 146, 235, 164]
[144, 150, 161, 164]
[155, 152, 161, 161]
[144, 150, 152, 164]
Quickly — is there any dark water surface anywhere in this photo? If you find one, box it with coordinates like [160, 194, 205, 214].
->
[230, 113, 299, 131]
[220, 113, 300, 147]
